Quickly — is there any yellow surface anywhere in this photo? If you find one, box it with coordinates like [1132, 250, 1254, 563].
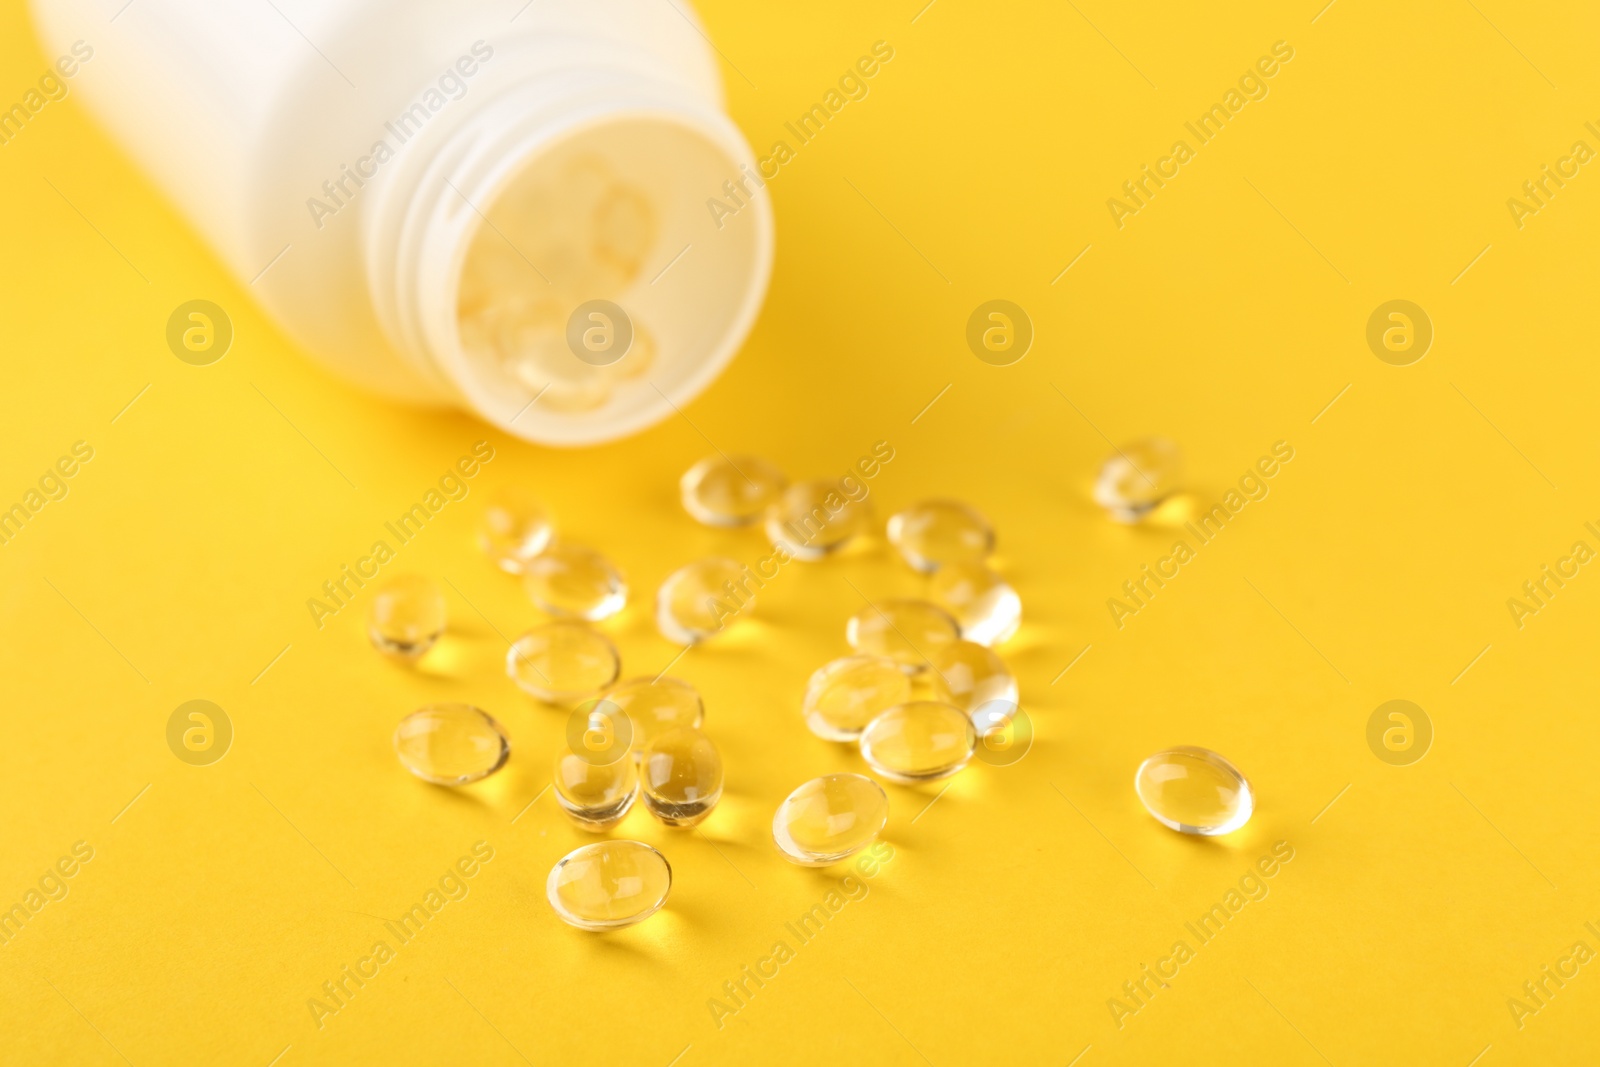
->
[3, 1, 1598, 1063]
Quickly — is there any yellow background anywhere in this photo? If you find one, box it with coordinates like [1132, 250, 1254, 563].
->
[3, 0, 1598, 1063]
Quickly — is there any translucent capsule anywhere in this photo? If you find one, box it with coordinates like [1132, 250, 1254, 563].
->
[656, 557, 748, 644]
[554, 750, 639, 831]
[929, 641, 1018, 716]
[802, 655, 913, 741]
[604, 677, 705, 757]
[478, 490, 555, 573]
[886, 500, 995, 573]
[772, 774, 889, 866]
[680, 454, 787, 527]
[507, 621, 621, 704]
[927, 562, 1022, 646]
[1094, 437, 1183, 523]
[393, 704, 510, 785]
[845, 599, 961, 673]
[640, 727, 723, 827]
[367, 575, 447, 659]
[546, 840, 672, 931]
[764, 479, 870, 560]
[523, 544, 627, 621]
[1135, 746, 1254, 836]
[859, 702, 976, 783]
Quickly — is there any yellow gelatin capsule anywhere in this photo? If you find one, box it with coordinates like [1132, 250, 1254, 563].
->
[656, 557, 748, 644]
[605, 677, 705, 758]
[929, 641, 1018, 716]
[772, 773, 889, 866]
[1135, 746, 1254, 836]
[928, 562, 1022, 646]
[524, 544, 627, 621]
[554, 750, 639, 831]
[640, 727, 723, 827]
[478, 490, 555, 573]
[764, 479, 870, 560]
[367, 575, 447, 659]
[859, 701, 976, 783]
[680, 454, 787, 527]
[546, 840, 671, 931]
[886, 500, 995, 573]
[507, 621, 621, 704]
[802, 655, 912, 741]
[1094, 437, 1183, 523]
[845, 599, 960, 673]
[393, 704, 510, 785]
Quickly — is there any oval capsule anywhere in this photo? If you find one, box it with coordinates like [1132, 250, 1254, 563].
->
[392, 704, 510, 785]
[772, 773, 889, 866]
[546, 840, 672, 930]
[845, 599, 960, 673]
[1134, 746, 1254, 835]
[802, 655, 913, 741]
[859, 702, 976, 783]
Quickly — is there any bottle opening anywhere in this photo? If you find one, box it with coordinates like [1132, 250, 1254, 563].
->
[419, 105, 772, 446]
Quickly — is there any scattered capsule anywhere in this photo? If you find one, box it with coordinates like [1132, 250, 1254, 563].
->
[802, 655, 913, 741]
[929, 641, 1018, 716]
[640, 727, 723, 827]
[507, 620, 621, 704]
[772, 773, 889, 866]
[478, 490, 555, 573]
[680, 454, 787, 527]
[524, 544, 627, 620]
[928, 562, 1022, 646]
[367, 575, 447, 659]
[860, 702, 976, 783]
[392, 704, 510, 785]
[886, 500, 995, 572]
[605, 677, 705, 757]
[1094, 437, 1183, 523]
[656, 557, 749, 644]
[845, 599, 960, 673]
[764, 479, 870, 560]
[554, 750, 640, 831]
[1135, 746, 1254, 836]
[546, 840, 672, 931]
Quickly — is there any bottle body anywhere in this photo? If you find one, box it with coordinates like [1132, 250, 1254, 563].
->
[31, 0, 773, 445]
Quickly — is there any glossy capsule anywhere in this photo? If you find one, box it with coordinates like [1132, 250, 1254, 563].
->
[928, 562, 1021, 646]
[764, 479, 870, 560]
[478, 490, 555, 573]
[656, 558, 748, 644]
[802, 655, 912, 741]
[1094, 438, 1183, 523]
[1135, 746, 1254, 836]
[604, 677, 705, 758]
[859, 702, 976, 783]
[886, 500, 995, 573]
[680, 454, 787, 527]
[524, 544, 627, 621]
[507, 621, 621, 704]
[367, 575, 447, 659]
[845, 599, 960, 673]
[554, 750, 640, 831]
[546, 840, 672, 930]
[929, 641, 1018, 716]
[772, 774, 889, 866]
[392, 704, 510, 785]
[640, 727, 723, 827]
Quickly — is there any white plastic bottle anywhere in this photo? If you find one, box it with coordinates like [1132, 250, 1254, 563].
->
[31, 0, 773, 446]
